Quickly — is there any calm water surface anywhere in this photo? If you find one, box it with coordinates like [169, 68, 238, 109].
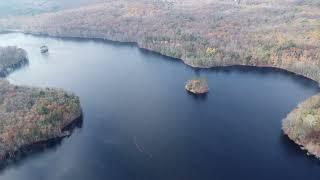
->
[0, 33, 320, 180]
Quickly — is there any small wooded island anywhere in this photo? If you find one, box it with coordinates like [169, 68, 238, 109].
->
[185, 79, 209, 94]
[283, 95, 320, 158]
[0, 46, 82, 160]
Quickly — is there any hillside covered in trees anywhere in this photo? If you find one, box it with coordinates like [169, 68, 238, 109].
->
[0, 0, 319, 82]
[0, 47, 82, 160]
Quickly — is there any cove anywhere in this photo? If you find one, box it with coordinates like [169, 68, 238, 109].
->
[0, 33, 320, 180]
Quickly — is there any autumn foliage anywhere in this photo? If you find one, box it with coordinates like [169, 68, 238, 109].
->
[283, 94, 320, 158]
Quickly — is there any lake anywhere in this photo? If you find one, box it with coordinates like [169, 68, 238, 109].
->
[0, 33, 320, 180]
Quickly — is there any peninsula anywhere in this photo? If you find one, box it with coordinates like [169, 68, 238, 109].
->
[0, 46, 82, 160]
[283, 94, 320, 158]
[0, 46, 28, 77]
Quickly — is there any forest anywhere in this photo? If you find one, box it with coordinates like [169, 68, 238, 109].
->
[0, 80, 81, 160]
[0, 0, 319, 82]
[283, 94, 320, 158]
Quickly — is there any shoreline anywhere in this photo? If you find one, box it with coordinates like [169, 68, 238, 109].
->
[5, 31, 320, 85]
[23, 31, 320, 158]
[1, 31, 320, 158]
[0, 46, 28, 77]
[0, 45, 83, 163]
[0, 82, 83, 162]
[282, 94, 320, 159]
[0, 114, 83, 166]
[0, 57, 28, 77]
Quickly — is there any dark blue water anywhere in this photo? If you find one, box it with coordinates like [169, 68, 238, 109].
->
[0, 33, 320, 180]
